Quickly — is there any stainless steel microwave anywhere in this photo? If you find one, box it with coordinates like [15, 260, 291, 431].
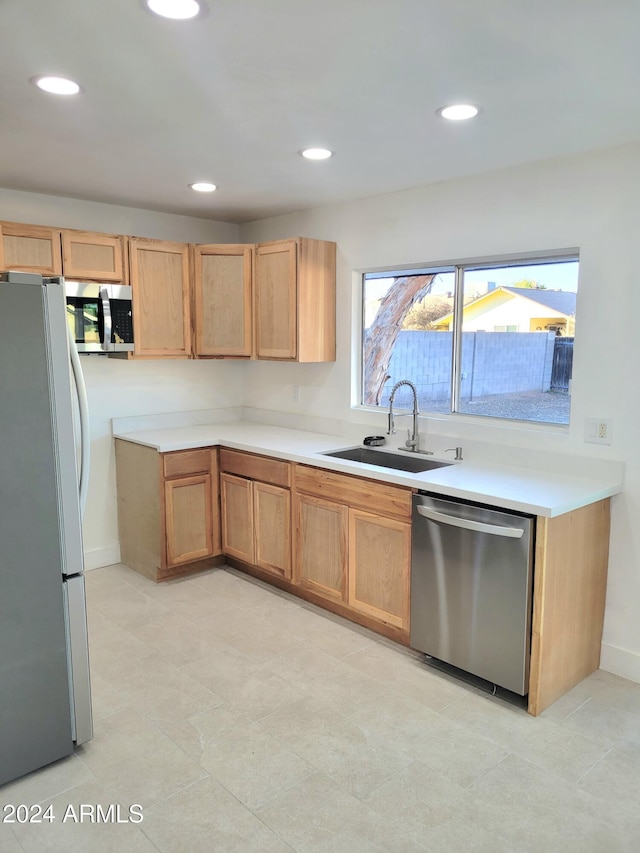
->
[65, 281, 134, 353]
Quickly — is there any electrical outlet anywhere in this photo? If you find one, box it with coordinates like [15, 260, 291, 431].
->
[585, 417, 612, 445]
[292, 384, 300, 404]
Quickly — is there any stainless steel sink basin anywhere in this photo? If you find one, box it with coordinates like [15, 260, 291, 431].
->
[322, 447, 453, 473]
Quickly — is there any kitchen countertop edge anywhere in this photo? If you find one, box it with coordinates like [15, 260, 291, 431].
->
[112, 422, 623, 518]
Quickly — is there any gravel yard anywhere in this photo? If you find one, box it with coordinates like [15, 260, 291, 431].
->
[423, 390, 570, 424]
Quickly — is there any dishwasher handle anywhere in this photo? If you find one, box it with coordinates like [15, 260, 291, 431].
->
[416, 504, 525, 539]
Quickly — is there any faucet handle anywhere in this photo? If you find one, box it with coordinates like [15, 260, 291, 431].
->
[445, 446, 463, 461]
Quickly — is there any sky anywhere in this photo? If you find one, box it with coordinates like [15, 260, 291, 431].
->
[365, 260, 579, 303]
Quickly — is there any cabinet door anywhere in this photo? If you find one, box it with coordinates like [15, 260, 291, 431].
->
[294, 493, 347, 602]
[348, 509, 410, 630]
[255, 240, 297, 359]
[61, 230, 125, 282]
[165, 474, 213, 566]
[254, 482, 291, 579]
[0, 222, 62, 275]
[220, 473, 255, 564]
[129, 238, 191, 358]
[193, 244, 253, 357]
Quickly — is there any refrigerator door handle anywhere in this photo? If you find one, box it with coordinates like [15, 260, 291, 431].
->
[67, 323, 90, 519]
[416, 505, 525, 539]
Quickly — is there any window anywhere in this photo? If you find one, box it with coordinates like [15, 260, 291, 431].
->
[362, 255, 579, 425]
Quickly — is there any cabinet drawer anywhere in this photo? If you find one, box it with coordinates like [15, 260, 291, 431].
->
[219, 449, 290, 488]
[163, 449, 211, 478]
[293, 463, 412, 521]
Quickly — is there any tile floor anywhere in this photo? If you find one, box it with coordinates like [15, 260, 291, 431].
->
[2, 563, 640, 852]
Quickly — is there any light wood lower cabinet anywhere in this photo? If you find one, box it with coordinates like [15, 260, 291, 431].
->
[292, 463, 412, 638]
[348, 509, 411, 630]
[115, 439, 221, 581]
[165, 474, 214, 566]
[254, 482, 291, 578]
[220, 450, 292, 580]
[294, 493, 347, 601]
[220, 473, 255, 564]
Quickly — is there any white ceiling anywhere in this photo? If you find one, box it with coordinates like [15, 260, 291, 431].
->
[1, 0, 639, 224]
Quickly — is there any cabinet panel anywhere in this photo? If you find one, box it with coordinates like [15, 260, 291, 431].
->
[220, 448, 290, 488]
[165, 474, 213, 566]
[193, 244, 253, 357]
[293, 464, 412, 521]
[0, 222, 62, 275]
[254, 482, 291, 579]
[129, 238, 191, 358]
[61, 230, 125, 281]
[163, 449, 211, 478]
[221, 473, 255, 564]
[255, 241, 297, 359]
[348, 509, 410, 630]
[294, 493, 347, 601]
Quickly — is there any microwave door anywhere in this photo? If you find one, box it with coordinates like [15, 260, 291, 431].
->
[66, 296, 103, 353]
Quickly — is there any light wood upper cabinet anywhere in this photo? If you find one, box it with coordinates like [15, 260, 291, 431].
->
[129, 237, 191, 358]
[61, 230, 126, 282]
[0, 222, 62, 275]
[255, 238, 336, 362]
[348, 509, 410, 630]
[192, 244, 253, 357]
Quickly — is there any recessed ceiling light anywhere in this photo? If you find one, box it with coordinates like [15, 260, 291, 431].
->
[32, 76, 81, 96]
[300, 148, 334, 160]
[437, 104, 480, 121]
[189, 182, 217, 192]
[146, 0, 202, 19]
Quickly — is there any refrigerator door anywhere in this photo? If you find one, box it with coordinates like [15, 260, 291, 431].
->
[64, 575, 93, 745]
[0, 277, 91, 785]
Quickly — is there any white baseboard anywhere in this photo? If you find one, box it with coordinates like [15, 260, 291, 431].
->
[600, 643, 640, 684]
[83, 544, 121, 571]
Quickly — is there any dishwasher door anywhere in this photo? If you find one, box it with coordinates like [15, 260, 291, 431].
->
[411, 493, 535, 695]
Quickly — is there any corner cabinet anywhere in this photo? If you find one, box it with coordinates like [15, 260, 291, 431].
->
[255, 238, 336, 362]
[115, 440, 221, 582]
[129, 237, 191, 358]
[220, 449, 291, 580]
[192, 244, 253, 358]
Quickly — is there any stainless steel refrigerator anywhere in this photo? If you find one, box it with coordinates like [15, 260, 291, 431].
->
[0, 271, 93, 787]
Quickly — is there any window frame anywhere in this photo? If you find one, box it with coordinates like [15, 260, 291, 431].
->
[359, 249, 579, 426]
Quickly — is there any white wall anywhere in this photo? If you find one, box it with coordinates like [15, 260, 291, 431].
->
[239, 142, 640, 683]
[1, 189, 242, 567]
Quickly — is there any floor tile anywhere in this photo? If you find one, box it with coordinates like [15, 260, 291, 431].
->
[8, 563, 640, 852]
[142, 776, 293, 852]
[77, 708, 207, 807]
[9, 779, 158, 853]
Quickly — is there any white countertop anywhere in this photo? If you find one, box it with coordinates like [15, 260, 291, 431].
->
[112, 422, 623, 517]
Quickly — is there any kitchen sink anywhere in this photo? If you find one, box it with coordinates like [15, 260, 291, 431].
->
[322, 447, 453, 473]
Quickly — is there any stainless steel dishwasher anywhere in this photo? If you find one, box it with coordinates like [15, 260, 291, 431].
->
[411, 492, 535, 695]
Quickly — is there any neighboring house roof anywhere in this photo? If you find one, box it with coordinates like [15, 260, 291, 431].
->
[500, 287, 576, 316]
[433, 286, 576, 326]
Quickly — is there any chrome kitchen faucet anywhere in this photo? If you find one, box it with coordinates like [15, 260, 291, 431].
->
[387, 379, 431, 453]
